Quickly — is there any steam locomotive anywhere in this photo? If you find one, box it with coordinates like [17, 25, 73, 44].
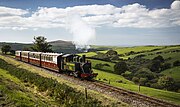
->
[15, 51, 98, 79]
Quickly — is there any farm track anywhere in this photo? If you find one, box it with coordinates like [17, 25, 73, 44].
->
[1, 55, 180, 107]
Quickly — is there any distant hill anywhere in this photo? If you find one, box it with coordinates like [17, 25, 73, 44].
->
[0, 40, 77, 53]
[49, 40, 77, 53]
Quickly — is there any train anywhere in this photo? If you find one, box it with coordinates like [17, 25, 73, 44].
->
[15, 51, 98, 79]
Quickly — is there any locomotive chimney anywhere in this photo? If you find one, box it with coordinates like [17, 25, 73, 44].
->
[82, 55, 86, 63]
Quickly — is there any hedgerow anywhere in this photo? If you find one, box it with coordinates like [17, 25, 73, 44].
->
[0, 58, 103, 107]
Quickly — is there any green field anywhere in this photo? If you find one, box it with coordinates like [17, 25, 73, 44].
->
[94, 68, 180, 105]
[161, 66, 180, 82]
[100, 46, 163, 54]
[94, 69, 134, 84]
[80, 45, 180, 105]
[79, 52, 97, 57]
[124, 46, 180, 60]
[90, 59, 115, 72]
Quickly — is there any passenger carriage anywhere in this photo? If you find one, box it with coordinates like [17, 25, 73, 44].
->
[29, 52, 42, 66]
[41, 53, 63, 71]
[15, 51, 21, 60]
[21, 51, 30, 63]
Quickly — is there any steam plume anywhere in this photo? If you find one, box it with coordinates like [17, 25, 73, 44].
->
[66, 13, 95, 52]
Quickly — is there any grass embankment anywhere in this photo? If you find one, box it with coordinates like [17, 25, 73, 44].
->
[0, 55, 129, 107]
[93, 69, 180, 105]
[0, 58, 103, 107]
[0, 68, 59, 106]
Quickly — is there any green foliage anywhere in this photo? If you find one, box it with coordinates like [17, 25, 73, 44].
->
[92, 53, 111, 61]
[0, 58, 103, 107]
[158, 76, 175, 91]
[106, 50, 118, 56]
[31, 36, 52, 52]
[114, 61, 128, 75]
[161, 66, 180, 82]
[153, 55, 164, 62]
[1, 44, 11, 54]
[135, 68, 157, 80]
[132, 77, 139, 84]
[173, 60, 180, 66]
[149, 60, 162, 72]
[139, 78, 148, 86]
[161, 63, 171, 71]
[94, 63, 110, 71]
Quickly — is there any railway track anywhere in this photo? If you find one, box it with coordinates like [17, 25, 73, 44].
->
[1, 54, 180, 107]
[92, 81, 179, 107]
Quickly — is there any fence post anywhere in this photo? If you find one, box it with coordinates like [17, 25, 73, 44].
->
[138, 84, 140, 92]
[109, 79, 110, 84]
[85, 88, 87, 99]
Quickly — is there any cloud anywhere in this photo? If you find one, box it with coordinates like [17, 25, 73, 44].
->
[0, 1, 180, 30]
[0, 6, 28, 16]
[171, 0, 180, 9]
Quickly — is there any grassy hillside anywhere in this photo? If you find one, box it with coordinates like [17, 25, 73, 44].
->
[124, 45, 180, 60]
[99, 46, 163, 54]
[0, 68, 60, 106]
[93, 69, 180, 105]
[80, 45, 180, 105]
[90, 59, 115, 72]
[161, 67, 180, 82]
[94, 69, 134, 85]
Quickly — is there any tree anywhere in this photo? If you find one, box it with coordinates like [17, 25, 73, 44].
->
[150, 60, 162, 72]
[134, 68, 156, 80]
[132, 77, 139, 84]
[106, 50, 118, 56]
[153, 55, 164, 62]
[139, 78, 148, 86]
[31, 36, 52, 52]
[158, 76, 175, 90]
[23, 47, 31, 51]
[114, 61, 128, 75]
[1, 44, 11, 54]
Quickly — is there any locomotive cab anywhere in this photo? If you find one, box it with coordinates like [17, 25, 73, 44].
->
[61, 54, 98, 79]
[79, 61, 98, 79]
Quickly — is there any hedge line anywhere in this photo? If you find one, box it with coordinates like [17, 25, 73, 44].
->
[0, 58, 103, 107]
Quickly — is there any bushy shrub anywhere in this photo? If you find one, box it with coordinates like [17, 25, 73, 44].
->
[158, 76, 175, 91]
[114, 61, 128, 75]
[161, 63, 171, 71]
[139, 78, 148, 86]
[132, 77, 139, 84]
[150, 83, 162, 89]
[153, 55, 164, 62]
[134, 68, 156, 80]
[106, 50, 118, 56]
[149, 60, 162, 72]
[173, 60, 180, 66]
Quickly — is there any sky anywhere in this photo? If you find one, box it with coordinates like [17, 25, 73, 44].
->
[0, 0, 180, 46]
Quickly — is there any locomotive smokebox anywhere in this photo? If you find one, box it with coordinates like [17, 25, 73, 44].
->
[82, 55, 86, 62]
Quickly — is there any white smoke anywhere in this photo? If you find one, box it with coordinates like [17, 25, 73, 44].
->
[66, 13, 96, 52]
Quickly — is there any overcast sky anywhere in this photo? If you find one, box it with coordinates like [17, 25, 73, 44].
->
[0, 0, 180, 46]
